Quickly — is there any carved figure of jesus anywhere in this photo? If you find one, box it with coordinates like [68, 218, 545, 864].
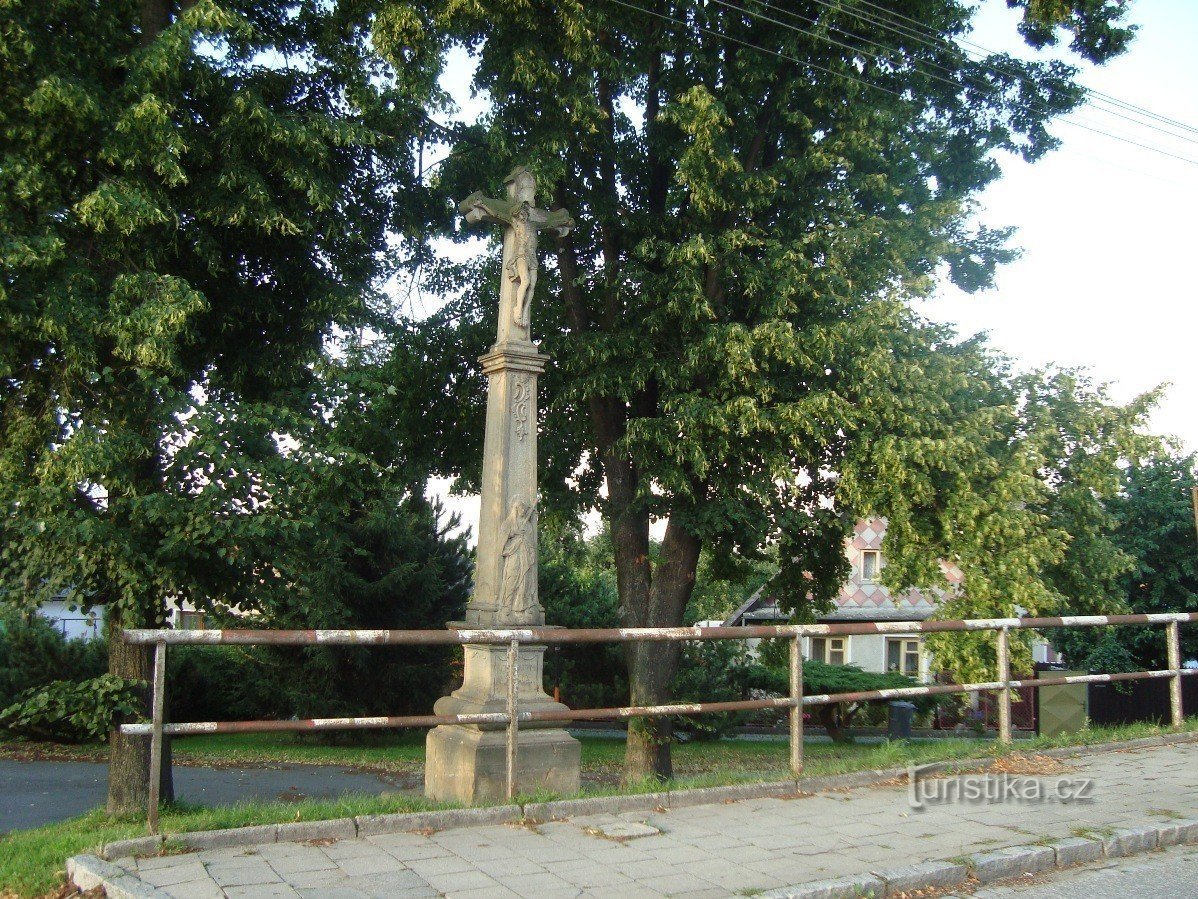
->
[458, 167, 574, 344]
[498, 500, 539, 616]
[507, 203, 535, 328]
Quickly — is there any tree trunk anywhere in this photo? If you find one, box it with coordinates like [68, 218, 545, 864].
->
[107, 607, 151, 815]
[621, 518, 702, 784]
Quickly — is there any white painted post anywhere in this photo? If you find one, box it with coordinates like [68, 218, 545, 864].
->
[1167, 621, 1183, 729]
[997, 627, 1012, 745]
[506, 638, 519, 800]
[147, 640, 167, 834]
[789, 635, 804, 778]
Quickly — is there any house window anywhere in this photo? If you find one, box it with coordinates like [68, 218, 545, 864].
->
[887, 638, 921, 676]
[810, 637, 848, 665]
[178, 611, 206, 630]
[861, 550, 883, 582]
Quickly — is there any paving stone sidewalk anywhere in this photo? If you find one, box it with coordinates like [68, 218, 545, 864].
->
[104, 742, 1198, 898]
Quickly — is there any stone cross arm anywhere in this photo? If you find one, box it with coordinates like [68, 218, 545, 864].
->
[458, 191, 576, 238]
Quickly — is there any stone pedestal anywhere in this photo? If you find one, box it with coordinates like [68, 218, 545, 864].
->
[425, 642, 579, 803]
[426, 168, 581, 804]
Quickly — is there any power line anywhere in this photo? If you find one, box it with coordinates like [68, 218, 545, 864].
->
[789, 0, 1198, 145]
[837, 0, 1198, 138]
[706, 0, 1198, 167]
[604, 0, 906, 100]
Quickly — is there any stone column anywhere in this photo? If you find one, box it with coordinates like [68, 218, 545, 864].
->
[425, 169, 580, 804]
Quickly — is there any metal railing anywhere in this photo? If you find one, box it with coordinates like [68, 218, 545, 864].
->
[120, 612, 1198, 833]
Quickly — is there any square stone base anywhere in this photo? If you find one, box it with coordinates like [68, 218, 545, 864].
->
[425, 725, 580, 804]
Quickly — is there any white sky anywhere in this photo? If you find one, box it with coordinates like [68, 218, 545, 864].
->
[429, 0, 1198, 542]
[923, 0, 1198, 455]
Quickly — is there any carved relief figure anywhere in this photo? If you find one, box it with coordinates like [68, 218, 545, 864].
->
[456, 166, 574, 343]
[498, 500, 538, 616]
[506, 203, 536, 328]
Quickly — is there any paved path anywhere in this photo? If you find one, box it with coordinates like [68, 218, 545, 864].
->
[102, 742, 1198, 898]
[0, 760, 405, 832]
[972, 840, 1198, 897]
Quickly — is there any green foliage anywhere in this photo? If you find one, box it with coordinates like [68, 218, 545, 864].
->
[1054, 450, 1198, 670]
[0, 0, 442, 634]
[401, 1, 1139, 777]
[0, 611, 107, 709]
[686, 550, 778, 625]
[671, 640, 765, 740]
[0, 674, 143, 743]
[539, 527, 626, 709]
[757, 642, 924, 742]
[250, 494, 472, 722]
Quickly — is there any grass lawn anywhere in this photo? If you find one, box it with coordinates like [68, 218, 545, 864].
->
[2, 719, 1194, 897]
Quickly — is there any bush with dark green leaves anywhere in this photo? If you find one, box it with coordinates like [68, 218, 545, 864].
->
[0, 611, 107, 710]
[671, 640, 770, 740]
[757, 640, 929, 742]
[0, 674, 143, 743]
[539, 530, 627, 711]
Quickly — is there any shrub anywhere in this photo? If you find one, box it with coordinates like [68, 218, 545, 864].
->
[0, 675, 143, 742]
[672, 640, 774, 740]
[0, 611, 107, 710]
[756, 639, 929, 742]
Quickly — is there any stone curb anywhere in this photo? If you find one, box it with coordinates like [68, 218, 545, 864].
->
[355, 803, 522, 837]
[67, 855, 171, 898]
[762, 873, 886, 898]
[871, 859, 968, 893]
[90, 734, 1198, 863]
[763, 818, 1198, 897]
[524, 792, 671, 821]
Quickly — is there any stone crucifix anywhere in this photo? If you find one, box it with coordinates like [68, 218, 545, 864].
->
[458, 166, 575, 346]
[426, 166, 582, 804]
[456, 167, 574, 626]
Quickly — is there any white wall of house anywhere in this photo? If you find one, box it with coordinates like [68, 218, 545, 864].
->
[804, 632, 932, 682]
[36, 600, 104, 641]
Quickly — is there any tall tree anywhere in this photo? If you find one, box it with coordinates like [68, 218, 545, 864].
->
[406, 0, 1136, 780]
[0, 0, 441, 812]
[1053, 450, 1198, 671]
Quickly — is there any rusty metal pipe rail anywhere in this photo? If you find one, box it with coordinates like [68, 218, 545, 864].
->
[120, 612, 1198, 646]
[121, 612, 1197, 835]
[121, 667, 1198, 738]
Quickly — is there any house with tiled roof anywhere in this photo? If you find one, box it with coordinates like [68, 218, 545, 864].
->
[724, 518, 963, 681]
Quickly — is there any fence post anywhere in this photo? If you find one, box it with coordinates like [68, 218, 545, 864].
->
[1167, 621, 1183, 729]
[147, 639, 167, 835]
[789, 633, 804, 779]
[996, 626, 1012, 745]
[505, 638, 519, 801]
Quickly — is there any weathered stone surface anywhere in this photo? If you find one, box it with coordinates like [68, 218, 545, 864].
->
[425, 719, 579, 804]
[967, 845, 1055, 883]
[1103, 825, 1159, 857]
[1157, 818, 1198, 846]
[173, 824, 278, 851]
[102, 835, 164, 860]
[68, 856, 171, 898]
[585, 820, 660, 840]
[763, 874, 885, 898]
[354, 803, 521, 837]
[524, 791, 669, 822]
[872, 860, 968, 893]
[669, 781, 796, 809]
[798, 768, 903, 794]
[276, 818, 357, 843]
[425, 168, 581, 805]
[1047, 836, 1104, 867]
